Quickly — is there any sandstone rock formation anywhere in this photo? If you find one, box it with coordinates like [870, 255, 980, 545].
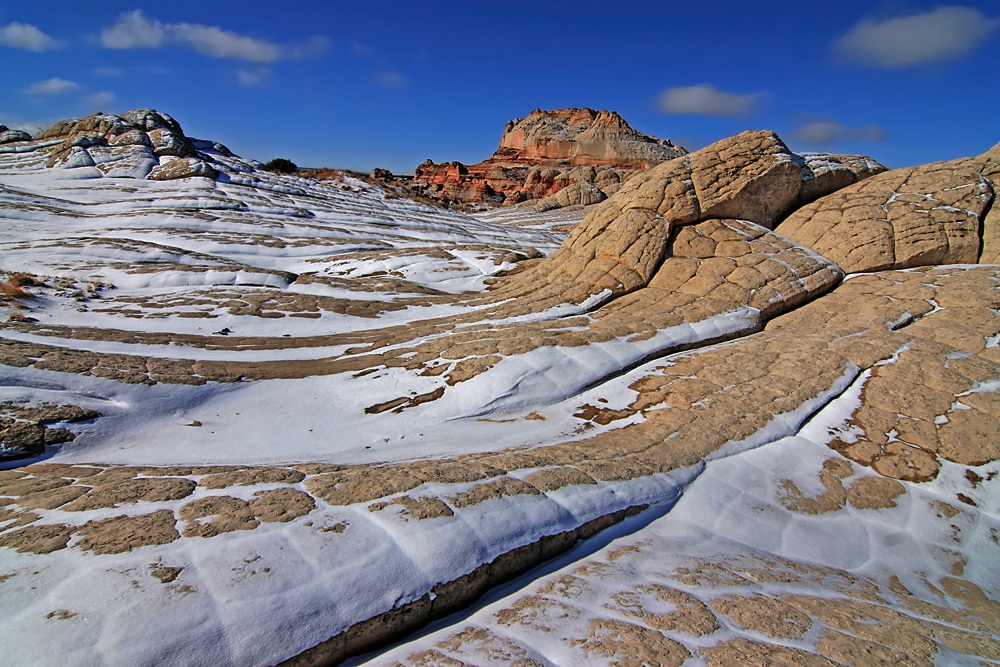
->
[507, 130, 881, 301]
[375, 484, 1000, 667]
[0, 126, 31, 144]
[1, 112, 999, 667]
[777, 158, 995, 273]
[36, 109, 216, 180]
[533, 180, 607, 211]
[954, 141, 1000, 263]
[0, 402, 96, 462]
[795, 152, 886, 205]
[413, 108, 686, 205]
[495, 108, 683, 167]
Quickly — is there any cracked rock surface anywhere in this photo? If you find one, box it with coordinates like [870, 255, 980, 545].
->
[1, 113, 998, 667]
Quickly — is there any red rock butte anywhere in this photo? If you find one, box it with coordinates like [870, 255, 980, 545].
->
[413, 108, 686, 205]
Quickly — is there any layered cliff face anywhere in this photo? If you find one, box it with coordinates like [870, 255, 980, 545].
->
[413, 108, 686, 206]
[493, 108, 684, 167]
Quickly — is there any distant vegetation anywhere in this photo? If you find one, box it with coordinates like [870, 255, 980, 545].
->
[0, 272, 38, 302]
[296, 167, 473, 212]
[263, 158, 298, 173]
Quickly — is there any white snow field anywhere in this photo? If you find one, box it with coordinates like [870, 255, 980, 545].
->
[1, 115, 999, 667]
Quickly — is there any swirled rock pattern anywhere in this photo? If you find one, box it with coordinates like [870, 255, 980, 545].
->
[0, 127, 31, 145]
[1, 112, 998, 667]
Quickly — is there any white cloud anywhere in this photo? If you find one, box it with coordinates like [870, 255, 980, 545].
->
[86, 91, 116, 111]
[0, 22, 60, 51]
[23, 78, 78, 97]
[98, 10, 328, 63]
[834, 6, 998, 67]
[236, 67, 270, 88]
[100, 10, 166, 49]
[657, 84, 765, 118]
[795, 121, 885, 145]
[378, 70, 406, 89]
[172, 23, 279, 62]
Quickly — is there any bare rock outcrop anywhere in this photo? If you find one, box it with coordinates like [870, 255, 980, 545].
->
[118, 108, 186, 135]
[411, 112, 889, 211]
[0, 402, 96, 462]
[147, 156, 219, 181]
[534, 180, 608, 211]
[513, 130, 875, 298]
[0, 422, 45, 460]
[777, 158, 995, 273]
[951, 141, 1000, 263]
[0, 126, 31, 144]
[413, 108, 686, 206]
[494, 108, 684, 168]
[796, 152, 887, 207]
[37, 110, 209, 176]
[34, 117, 81, 140]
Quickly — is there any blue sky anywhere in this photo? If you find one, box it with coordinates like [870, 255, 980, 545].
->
[1, 1, 998, 174]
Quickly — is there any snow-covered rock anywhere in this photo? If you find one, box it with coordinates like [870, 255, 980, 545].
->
[1, 112, 998, 667]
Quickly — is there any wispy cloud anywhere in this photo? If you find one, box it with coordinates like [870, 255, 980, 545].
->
[794, 120, 885, 145]
[86, 91, 116, 112]
[236, 67, 270, 88]
[657, 84, 766, 118]
[285, 36, 332, 59]
[99, 10, 329, 63]
[100, 10, 165, 49]
[833, 6, 998, 67]
[23, 78, 78, 97]
[347, 41, 409, 89]
[0, 21, 61, 51]
[171, 23, 280, 62]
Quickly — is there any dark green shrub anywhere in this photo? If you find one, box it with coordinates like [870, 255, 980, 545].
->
[263, 158, 297, 173]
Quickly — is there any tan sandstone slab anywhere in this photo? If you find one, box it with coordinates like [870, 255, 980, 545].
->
[778, 159, 994, 273]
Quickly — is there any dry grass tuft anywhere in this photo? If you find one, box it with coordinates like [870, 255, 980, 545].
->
[298, 167, 351, 184]
[0, 273, 40, 302]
